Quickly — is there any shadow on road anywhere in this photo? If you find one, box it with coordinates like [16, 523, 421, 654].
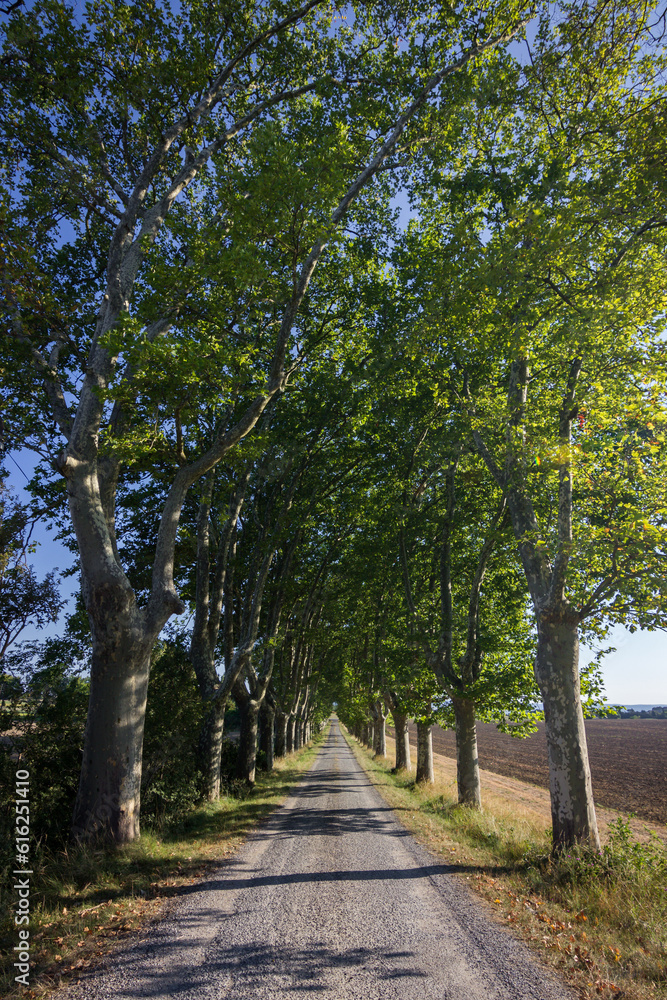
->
[79, 939, 431, 996]
[179, 861, 475, 895]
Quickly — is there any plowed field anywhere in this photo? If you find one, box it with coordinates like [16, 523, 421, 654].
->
[399, 719, 667, 824]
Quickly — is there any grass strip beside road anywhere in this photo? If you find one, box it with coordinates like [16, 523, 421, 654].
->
[342, 726, 667, 1000]
[1, 730, 327, 1000]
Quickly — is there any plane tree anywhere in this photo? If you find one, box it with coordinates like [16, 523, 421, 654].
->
[398, 441, 538, 804]
[1, 0, 532, 843]
[0, 480, 62, 660]
[329, 251, 540, 800]
[193, 329, 380, 784]
[403, 1, 667, 846]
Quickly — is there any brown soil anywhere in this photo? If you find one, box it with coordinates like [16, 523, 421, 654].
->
[392, 718, 667, 825]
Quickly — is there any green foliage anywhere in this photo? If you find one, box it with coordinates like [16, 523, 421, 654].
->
[140, 637, 207, 826]
[529, 817, 667, 892]
[2, 0, 667, 865]
[0, 640, 89, 919]
[0, 480, 62, 657]
[0, 645, 89, 845]
[0, 672, 22, 700]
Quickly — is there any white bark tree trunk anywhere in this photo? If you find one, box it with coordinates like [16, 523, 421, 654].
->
[372, 700, 387, 757]
[260, 705, 275, 771]
[473, 357, 600, 850]
[416, 721, 434, 784]
[198, 698, 227, 801]
[391, 710, 411, 772]
[452, 696, 481, 808]
[236, 696, 260, 785]
[535, 619, 599, 849]
[71, 601, 155, 841]
[275, 711, 288, 757]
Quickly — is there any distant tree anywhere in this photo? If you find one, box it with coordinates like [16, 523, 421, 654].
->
[0, 671, 22, 704]
[0, 480, 62, 660]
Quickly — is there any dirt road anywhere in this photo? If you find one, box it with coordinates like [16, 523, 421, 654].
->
[62, 719, 573, 1000]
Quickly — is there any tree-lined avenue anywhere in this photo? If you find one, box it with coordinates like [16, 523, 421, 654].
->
[61, 720, 573, 1000]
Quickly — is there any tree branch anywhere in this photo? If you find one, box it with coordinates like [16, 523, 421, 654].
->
[547, 356, 582, 609]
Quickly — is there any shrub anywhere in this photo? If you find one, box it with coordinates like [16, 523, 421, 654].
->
[140, 637, 206, 826]
[523, 817, 667, 945]
[525, 817, 667, 891]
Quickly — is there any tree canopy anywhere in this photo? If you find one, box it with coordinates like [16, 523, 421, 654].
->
[2, 0, 666, 851]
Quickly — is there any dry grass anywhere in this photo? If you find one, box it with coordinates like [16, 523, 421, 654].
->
[345, 728, 667, 1000]
[382, 733, 667, 847]
[0, 733, 326, 1000]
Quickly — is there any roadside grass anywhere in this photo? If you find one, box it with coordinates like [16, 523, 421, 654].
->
[0, 731, 326, 1000]
[342, 728, 667, 1000]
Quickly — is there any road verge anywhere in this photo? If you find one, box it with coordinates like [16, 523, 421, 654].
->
[340, 724, 666, 1000]
[0, 729, 327, 1000]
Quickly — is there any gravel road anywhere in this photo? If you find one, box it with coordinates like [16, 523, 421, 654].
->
[61, 718, 574, 999]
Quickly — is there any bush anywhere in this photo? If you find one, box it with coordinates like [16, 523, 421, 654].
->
[523, 816, 667, 948]
[0, 646, 89, 936]
[0, 654, 89, 850]
[140, 637, 206, 826]
[525, 817, 667, 891]
[0, 633, 243, 871]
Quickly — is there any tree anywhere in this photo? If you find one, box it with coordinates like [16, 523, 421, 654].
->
[1, 0, 529, 843]
[399, 447, 538, 803]
[327, 253, 540, 801]
[405, 0, 667, 846]
[0, 480, 62, 660]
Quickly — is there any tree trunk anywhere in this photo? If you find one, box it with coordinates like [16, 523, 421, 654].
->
[237, 698, 260, 785]
[259, 706, 275, 771]
[536, 619, 600, 850]
[275, 712, 287, 758]
[373, 708, 386, 757]
[416, 721, 434, 784]
[294, 718, 302, 750]
[286, 715, 295, 753]
[72, 613, 153, 843]
[198, 697, 227, 800]
[452, 696, 481, 807]
[391, 710, 411, 772]
[474, 359, 599, 851]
